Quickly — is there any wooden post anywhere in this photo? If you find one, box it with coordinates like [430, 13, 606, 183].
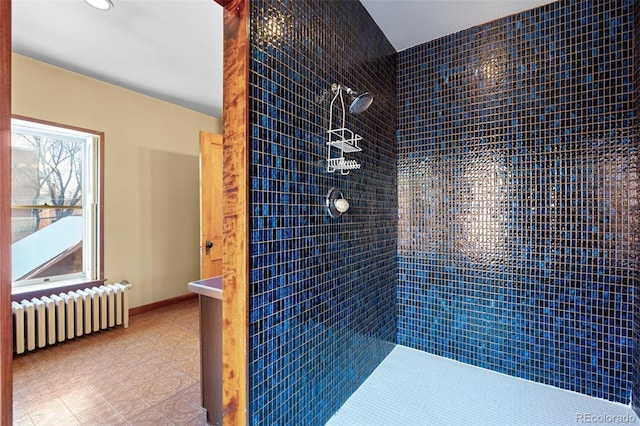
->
[0, 0, 13, 424]
[215, 0, 249, 425]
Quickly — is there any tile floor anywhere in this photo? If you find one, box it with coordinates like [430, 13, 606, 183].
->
[17, 300, 639, 425]
[13, 298, 207, 425]
[327, 345, 640, 426]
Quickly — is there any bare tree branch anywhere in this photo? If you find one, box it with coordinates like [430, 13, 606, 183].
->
[14, 134, 84, 227]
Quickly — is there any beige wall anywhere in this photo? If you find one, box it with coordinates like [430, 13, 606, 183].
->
[11, 53, 223, 308]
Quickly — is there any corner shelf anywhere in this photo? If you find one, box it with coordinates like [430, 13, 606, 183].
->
[327, 128, 362, 153]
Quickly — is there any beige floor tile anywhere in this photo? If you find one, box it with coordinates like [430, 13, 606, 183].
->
[59, 387, 106, 415]
[127, 407, 174, 426]
[74, 400, 127, 425]
[104, 392, 152, 418]
[14, 382, 61, 411]
[88, 372, 130, 395]
[179, 382, 202, 406]
[171, 358, 201, 379]
[13, 395, 29, 419]
[130, 379, 176, 406]
[157, 369, 198, 393]
[136, 358, 167, 376]
[27, 398, 79, 425]
[13, 299, 202, 425]
[155, 394, 206, 424]
[184, 411, 209, 426]
[13, 414, 35, 426]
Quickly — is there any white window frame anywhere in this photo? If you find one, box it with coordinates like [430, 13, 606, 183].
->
[10, 117, 102, 291]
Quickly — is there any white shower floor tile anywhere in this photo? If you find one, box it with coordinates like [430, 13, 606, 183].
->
[326, 345, 639, 426]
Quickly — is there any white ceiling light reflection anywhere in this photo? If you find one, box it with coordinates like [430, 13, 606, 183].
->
[460, 151, 509, 260]
[84, 0, 114, 11]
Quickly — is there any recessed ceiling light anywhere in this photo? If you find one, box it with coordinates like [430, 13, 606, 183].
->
[84, 0, 113, 11]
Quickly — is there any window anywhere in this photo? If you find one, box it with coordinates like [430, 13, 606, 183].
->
[11, 117, 102, 290]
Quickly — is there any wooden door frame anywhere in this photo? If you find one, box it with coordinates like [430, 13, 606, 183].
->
[214, 0, 249, 424]
[1, 0, 12, 424]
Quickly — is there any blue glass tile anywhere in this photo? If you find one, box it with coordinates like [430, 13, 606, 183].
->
[398, 0, 637, 408]
[246, 0, 639, 424]
[248, 0, 397, 424]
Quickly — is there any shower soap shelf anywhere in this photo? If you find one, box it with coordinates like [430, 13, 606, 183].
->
[327, 158, 361, 173]
[327, 128, 362, 153]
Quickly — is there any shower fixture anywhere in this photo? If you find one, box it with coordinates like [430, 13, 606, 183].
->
[326, 83, 372, 175]
[334, 84, 373, 114]
[326, 187, 350, 218]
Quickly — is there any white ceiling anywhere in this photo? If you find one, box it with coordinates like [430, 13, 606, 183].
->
[12, 0, 556, 119]
[361, 0, 556, 52]
[12, 0, 224, 117]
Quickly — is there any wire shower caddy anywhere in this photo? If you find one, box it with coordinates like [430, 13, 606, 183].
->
[326, 83, 362, 175]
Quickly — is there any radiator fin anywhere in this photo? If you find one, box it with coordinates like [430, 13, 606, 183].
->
[12, 282, 131, 355]
[12, 302, 24, 355]
[30, 298, 46, 349]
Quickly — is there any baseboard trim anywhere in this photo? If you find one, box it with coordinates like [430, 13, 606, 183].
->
[130, 293, 197, 316]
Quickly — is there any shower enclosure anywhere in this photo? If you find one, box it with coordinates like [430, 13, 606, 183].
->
[237, 0, 640, 424]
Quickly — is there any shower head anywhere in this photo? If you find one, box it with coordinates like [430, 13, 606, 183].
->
[331, 84, 374, 114]
[349, 92, 373, 114]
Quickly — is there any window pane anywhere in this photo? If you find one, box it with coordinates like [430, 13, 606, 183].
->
[11, 132, 83, 207]
[11, 208, 83, 282]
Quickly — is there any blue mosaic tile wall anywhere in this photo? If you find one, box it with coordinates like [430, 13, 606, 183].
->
[632, 0, 640, 416]
[397, 0, 638, 404]
[248, 1, 397, 424]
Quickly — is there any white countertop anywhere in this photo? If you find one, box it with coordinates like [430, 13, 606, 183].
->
[187, 276, 222, 300]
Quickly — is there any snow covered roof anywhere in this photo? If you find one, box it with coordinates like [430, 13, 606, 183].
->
[12, 215, 82, 281]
